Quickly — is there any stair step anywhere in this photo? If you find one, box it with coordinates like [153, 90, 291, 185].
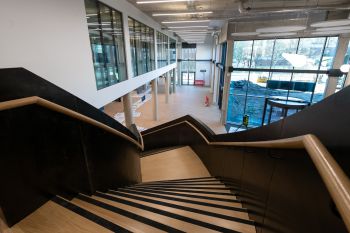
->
[120, 186, 239, 202]
[81, 194, 235, 233]
[94, 192, 255, 233]
[110, 189, 243, 208]
[71, 196, 178, 233]
[10, 178, 256, 233]
[132, 184, 230, 189]
[134, 182, 227, 187]
[10, 197, 127, 233]
[141, 176, 218, 183]
[106, 190, 249, 219]
[122, 186, 237, 198]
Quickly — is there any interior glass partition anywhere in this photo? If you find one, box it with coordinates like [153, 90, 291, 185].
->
[181, 44, 196, 85]
[128, 17, 155, 77]
[157, 32, 169, 68]
[170, 38, 177, 64]
[84, 0, 127, 90]
[228, 36, 339, 128]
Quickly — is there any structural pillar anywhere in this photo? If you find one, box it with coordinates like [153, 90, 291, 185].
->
[172, 68, 176, 93]
[209, 37, 216, 93]
[152, 78, 159, 121]
[324, 36, 350, 97]
[122, 93, 134, 129]
[220, 40, 234, 125]
[213, 43, 221, 104]
[165, 72, 170, 103]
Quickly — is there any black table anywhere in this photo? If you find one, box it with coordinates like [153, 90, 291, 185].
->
[261, 96, 310, 126]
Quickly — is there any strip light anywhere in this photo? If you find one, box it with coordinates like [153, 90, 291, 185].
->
[168, 26, 208, 29]
[163, 20, 210, 24]
[137, 0, 190, 4]
[153, 11, 213, 16]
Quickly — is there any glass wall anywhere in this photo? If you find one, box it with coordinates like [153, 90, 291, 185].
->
[157, 32, 169, 68]
[181, 46, 196, 85]
[128, 17, 155, 77]
[84, 0, 127, 90]
[228, 37, 339, 128]
[170, 38, 177, 64]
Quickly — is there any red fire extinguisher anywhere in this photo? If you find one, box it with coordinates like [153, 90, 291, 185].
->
[205, 96, 210, 107]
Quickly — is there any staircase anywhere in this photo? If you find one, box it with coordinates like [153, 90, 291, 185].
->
[9, 177, 256, 233]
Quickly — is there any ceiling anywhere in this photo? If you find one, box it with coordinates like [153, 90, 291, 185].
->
[126, 0, 350, 43]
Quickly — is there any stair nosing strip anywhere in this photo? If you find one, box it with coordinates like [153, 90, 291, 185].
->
[103, 191, 254, 225]
[108, 189, 247, 212]
[130, 185, 233, 190]
[52, 196, 131, 233]
[117, 187, 241, 203]
[76, 194, 184, 233]
[126, 186, 236, 196]
[90, 192, 241, 233]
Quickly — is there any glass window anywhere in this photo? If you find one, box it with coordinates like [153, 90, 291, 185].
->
[320, 37, 338, 70]
[271, 39, 298, 69]
[228, 36, 339, 129]
[251, 40, 274, 69]
[128, 17, 155, 77]
[296, 37, 326, 70]
[84, 0, 127, 90]
[170, 38, 177, 64]
[157, 32, 169, 68]
[233, 41, 253, 68]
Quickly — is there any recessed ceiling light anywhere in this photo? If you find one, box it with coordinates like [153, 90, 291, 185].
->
[316, 26, 350, 31]
[231, 32, 259, 36]
[311, 19, 350, 28]
[162, 20, 210, 24]
[258, 32, 297, 37]
[137, 0, 190, 4]
[256, 26, 306, 33]
[153, 11, 213, 16]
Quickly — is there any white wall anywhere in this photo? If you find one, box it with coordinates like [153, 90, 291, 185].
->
[195, 41, 213, 86]
[0, 0, 176, 108]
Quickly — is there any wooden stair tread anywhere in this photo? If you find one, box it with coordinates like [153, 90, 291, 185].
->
[87, 195, 220, 233]
[10, 201, 113, 233]
[95, 193, 255, 233]
[109, 190, 250, 219]
[71, 198, 165, 233]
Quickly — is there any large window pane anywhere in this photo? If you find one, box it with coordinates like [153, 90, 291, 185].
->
[170, 38, 177, 64]
[251, 40, 274, 69]
[228, 71, 249, 125]
[297, 37, 326, 70]
[271, 39, 298, 69]
[320, 37, 338, 70]
[128, 17, 155, 77]
[288, 73, 317, 102]
[84, 0, 127, 90]
[233, 41, 253, 68]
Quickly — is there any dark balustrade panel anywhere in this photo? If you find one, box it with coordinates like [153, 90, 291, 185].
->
[0, 68, 137, 140]
[0, 100, 141, 226]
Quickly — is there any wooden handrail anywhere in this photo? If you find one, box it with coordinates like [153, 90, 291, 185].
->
[1, 97, 349, 231]
[0, 97, 144, 150]
[142, 120, 350, 231]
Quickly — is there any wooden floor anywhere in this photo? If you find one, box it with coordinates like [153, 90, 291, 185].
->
[104, 85, 226, 134]
[141, 146, 211, 182]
